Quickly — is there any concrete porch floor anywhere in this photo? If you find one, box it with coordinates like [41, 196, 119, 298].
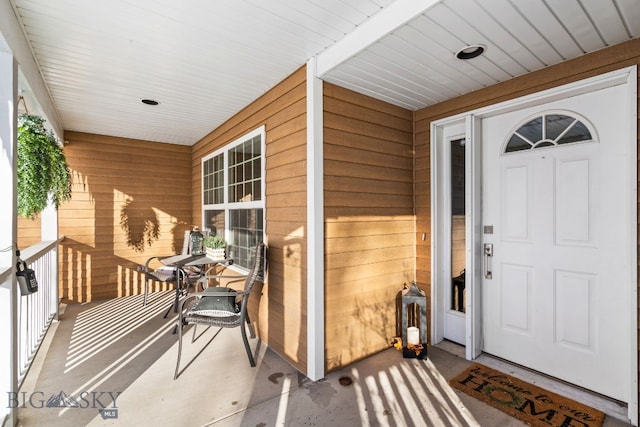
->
[16, 291, 631, 426]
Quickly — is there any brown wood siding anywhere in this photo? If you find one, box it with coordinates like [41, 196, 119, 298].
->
[191, 67, 308, 373]
[415, 38, 640, 402]
[323, 83, 414, 372]
[58, 132, 192, 302]
[17, 216, 41, 249]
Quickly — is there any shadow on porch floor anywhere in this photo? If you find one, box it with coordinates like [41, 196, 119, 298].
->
[17, 292, 630, 426]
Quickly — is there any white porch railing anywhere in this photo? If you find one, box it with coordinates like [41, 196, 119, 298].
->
[16, 239, 60, 386]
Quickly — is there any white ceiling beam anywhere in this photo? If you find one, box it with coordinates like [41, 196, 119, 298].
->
[316, 0, 440, 77]
[0, 0, 63, 138]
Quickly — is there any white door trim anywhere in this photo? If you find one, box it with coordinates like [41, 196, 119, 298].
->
[431, 65, 637, 424]
[430, 119, 464, 345]
[430, 116, 482, 359]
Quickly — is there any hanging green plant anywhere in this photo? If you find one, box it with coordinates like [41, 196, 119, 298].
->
[17, 114, 72, 219]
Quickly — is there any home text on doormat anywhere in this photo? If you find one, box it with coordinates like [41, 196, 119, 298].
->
[449, 363, 604, 427]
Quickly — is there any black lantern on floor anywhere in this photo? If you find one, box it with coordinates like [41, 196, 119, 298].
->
[401, 281, 427, 359]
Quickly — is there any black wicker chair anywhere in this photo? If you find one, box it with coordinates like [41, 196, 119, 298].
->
[174, 241, 266, 379]
[141, 230, 204, 316]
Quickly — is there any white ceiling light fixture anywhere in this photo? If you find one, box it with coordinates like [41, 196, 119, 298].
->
[455, 44, 486, 60]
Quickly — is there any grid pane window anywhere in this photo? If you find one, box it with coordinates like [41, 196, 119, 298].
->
[203, 154, 224, 204]
[202, 128, 264, 269]
[505, 113, 593, 153]
[228, 209, 263, 268]
[228, 138, 261, 203]
[204, 210, 225, 238]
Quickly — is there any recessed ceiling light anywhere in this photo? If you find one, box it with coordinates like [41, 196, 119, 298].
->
[141, 99, 159, 105]
[455, 44, 486, 60]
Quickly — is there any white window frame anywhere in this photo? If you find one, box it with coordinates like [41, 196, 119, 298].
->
[201, 125, 266, 270]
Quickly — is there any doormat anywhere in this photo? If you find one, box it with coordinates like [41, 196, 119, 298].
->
[449, 363, 604, 427]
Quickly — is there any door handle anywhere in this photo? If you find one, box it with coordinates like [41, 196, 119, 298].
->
[484, 243, 493, 279]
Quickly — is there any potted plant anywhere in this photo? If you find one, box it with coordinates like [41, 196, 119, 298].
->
[203, 235, 226, 259]
[17, 113, 72, 218]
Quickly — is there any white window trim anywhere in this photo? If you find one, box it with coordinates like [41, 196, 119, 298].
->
[201, 125, 266, 269]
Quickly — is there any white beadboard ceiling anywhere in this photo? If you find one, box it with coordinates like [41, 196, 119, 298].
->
[8, 0, 640, 145]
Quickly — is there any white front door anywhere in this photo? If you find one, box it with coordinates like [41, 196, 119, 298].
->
[481, 84, 632, 402]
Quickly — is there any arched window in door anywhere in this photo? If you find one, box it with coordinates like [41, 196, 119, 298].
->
[504, 112, 595, 153]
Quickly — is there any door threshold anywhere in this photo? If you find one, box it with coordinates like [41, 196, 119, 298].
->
[434, 341, 629, 423]
[434, 339, 466, 358]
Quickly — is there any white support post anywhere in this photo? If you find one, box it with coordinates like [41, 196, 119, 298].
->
[0, 48, 19, 427]
[306, 57, 325, 381]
